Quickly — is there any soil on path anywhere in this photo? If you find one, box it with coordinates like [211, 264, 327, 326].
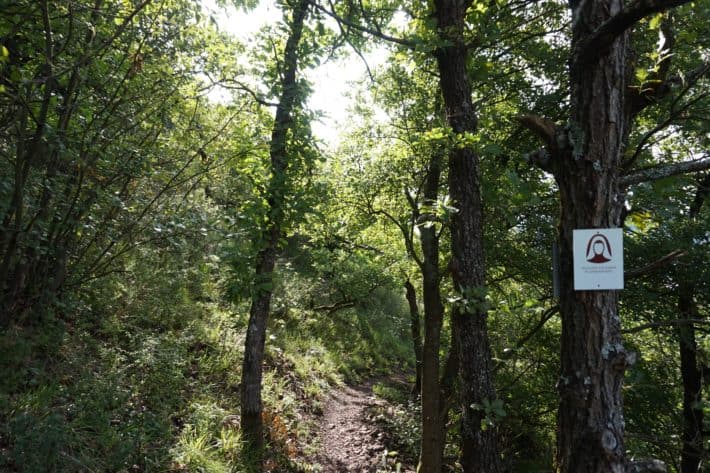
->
[311, 380, 415, 473]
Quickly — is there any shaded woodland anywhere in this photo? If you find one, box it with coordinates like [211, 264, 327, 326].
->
[0, 0, 708, 472]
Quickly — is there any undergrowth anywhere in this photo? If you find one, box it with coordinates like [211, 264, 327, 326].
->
[0, 253, 413, 472]
[369, 381, 421, 468]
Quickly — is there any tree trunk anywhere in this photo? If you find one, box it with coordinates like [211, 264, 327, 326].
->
[404, 279, 423, 396]
[417, 153, 446, 473]
[512, 1, 696, 470]
[678, 175, 708, 473]
[240, 0, 308, 456]
[438, 330, 459, 467]
[433, 1, 502, 472]
[554, 2, 632, 472]
[678, 286, 703, 473]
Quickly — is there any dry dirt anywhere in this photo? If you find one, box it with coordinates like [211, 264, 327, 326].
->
[310, 380, 415, 473]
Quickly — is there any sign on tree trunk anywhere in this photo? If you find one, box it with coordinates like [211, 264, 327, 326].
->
[573, 228, 623, 290]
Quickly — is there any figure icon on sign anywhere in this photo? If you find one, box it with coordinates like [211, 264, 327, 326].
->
[586, 233, 612, 263]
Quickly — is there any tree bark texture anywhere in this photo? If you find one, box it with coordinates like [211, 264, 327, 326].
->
[240, 0, 308, 455]
[433, 1, 502, 472]
[678, 176, 708, 473]
[554, 1, 634, 472]
[417, 153, 446, 473]
[404, 279, 424, 395]
[678, 285, 704, 473]
[513, 0, 695, 470]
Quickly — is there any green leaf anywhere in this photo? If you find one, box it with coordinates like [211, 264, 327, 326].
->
[635, 68, 648, 83]
[649, 13, 663, 30]
[482, 143, 503, 156]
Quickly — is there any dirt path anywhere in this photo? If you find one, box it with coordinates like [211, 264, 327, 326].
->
[311, 380, 415, 473]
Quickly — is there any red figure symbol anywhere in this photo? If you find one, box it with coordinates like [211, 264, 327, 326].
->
[586, 233, 612, 264]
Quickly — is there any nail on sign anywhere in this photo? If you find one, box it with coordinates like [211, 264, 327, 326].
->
[573, 228, 624, 290]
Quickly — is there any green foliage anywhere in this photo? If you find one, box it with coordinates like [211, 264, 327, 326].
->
[473, 398, 507, 431]
[0, 0, 707, 472]
[0, 234, 413, 472]
[448, 285, 491, 315]
[370, 385, 421, 466]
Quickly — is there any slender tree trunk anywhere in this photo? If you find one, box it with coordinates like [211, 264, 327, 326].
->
[678, 286, 703, 473]
[678, 175, 708, 473]
[404, 279, 423, 395]
[240, 0, 308, 456]
[438, 330, 459, 466]
[433, 1, 502, 472]
[418, 153, 446, 473]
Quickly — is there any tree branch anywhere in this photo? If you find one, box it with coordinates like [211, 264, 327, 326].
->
[199, 73, 279, 107]
[623, 318, 710, 335]
[494, 305, 560, 374]
[627, 458, 667, 473]
[625, 249, 686, 280]
[308, 0, 415, 48]
[689, 174, 710, 217]
[620, 155, 710, 186]
[514, 305, 560, 350]
[514, 115, 558, 149]
[514, 115, 565, 173]
[630, 61, 710, 117]
[312, 299, 356, 314]
[369, 204, 424, 269]
[574, 0, 692, 66]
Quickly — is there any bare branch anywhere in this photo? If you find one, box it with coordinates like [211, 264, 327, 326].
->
[515, 115, 558, 148]
[494, 305, 560, 373]
[623, 318, 710, 335]
[514, 305, 560, 350]
[620, 155, 710, 186]
[308, 0, 415, 48]
[370, 204, 424, 269]
[200, 73, 279, 107]
[312, 299, 356, 314]
[625, 249, 686, 280]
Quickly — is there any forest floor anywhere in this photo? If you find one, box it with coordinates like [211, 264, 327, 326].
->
[310, 378, 416, 473]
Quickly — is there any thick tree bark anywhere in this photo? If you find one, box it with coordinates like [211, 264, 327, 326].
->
[432, 1, 502, 472]
[515, 1, 697, 471]
[554, 1, 632, 471]
[240, 0, 308, 456]
[404, 279, 424, 395]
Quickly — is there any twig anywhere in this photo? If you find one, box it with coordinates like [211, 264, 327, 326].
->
[625, 249, 686, 280]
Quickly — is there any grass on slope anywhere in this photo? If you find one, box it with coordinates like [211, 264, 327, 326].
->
[0, 261, 413, 472]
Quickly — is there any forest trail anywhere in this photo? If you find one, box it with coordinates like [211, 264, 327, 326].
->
[311, 379, 415, 473]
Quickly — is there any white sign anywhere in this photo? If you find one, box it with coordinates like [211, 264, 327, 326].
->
[573, 228, 624, 290]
